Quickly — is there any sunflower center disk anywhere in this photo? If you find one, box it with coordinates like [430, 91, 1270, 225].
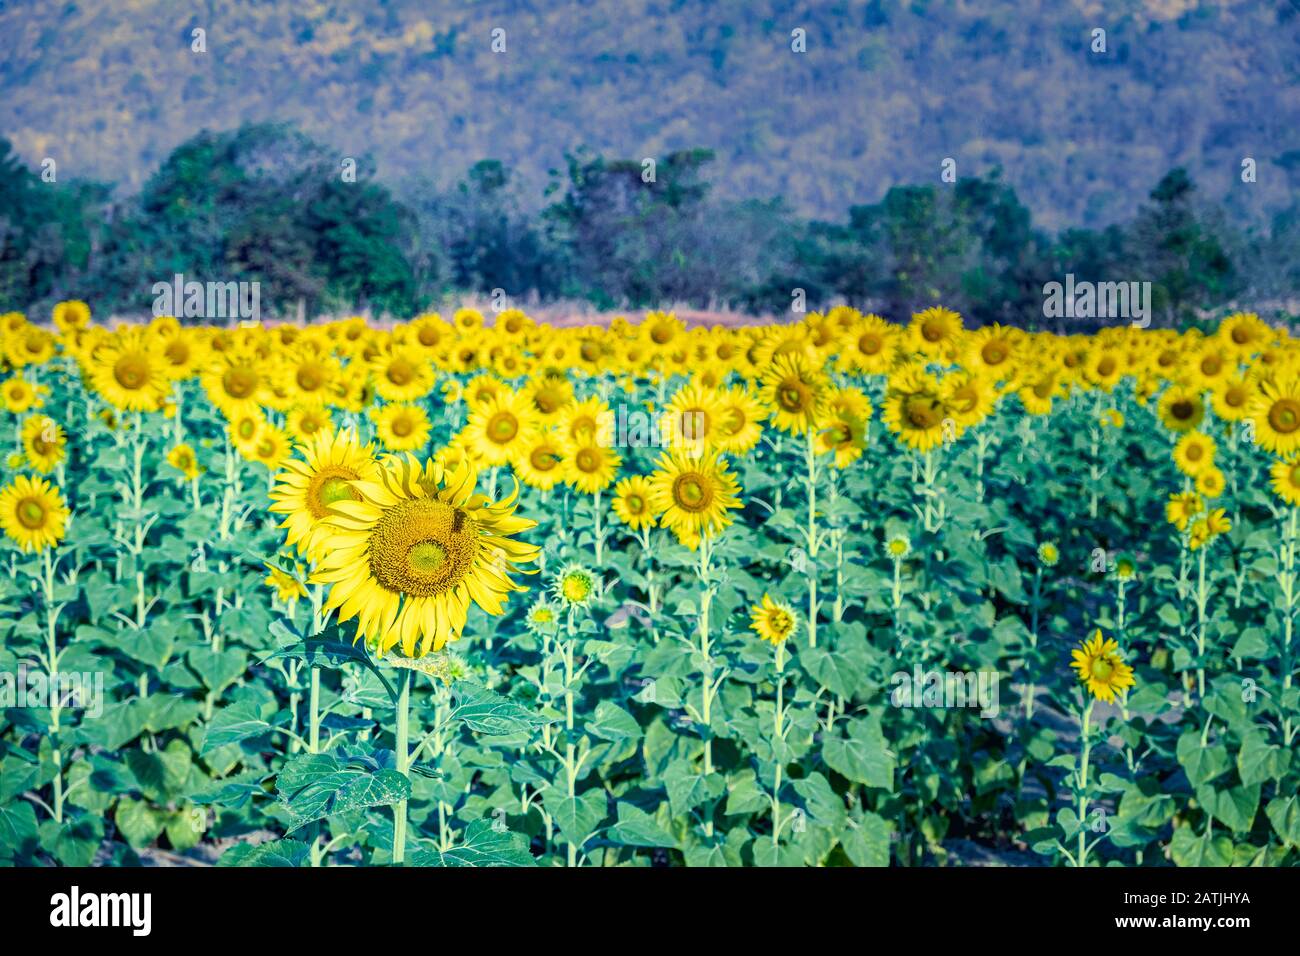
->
[673, 475, 712, 513]
[1270, 399, 1300, 434]
[369, 498, 480, 597]
[17, 498, 47, 529]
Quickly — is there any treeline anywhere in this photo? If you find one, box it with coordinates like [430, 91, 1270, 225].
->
[1, 122, 1296, 327]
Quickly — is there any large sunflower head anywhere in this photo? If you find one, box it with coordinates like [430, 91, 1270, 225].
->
[0, 474, 70, 552]
[882, 368, 951, 452]
[757, 354, 828, 436]
[646, 449, 742, 549]
[314, 453, 540, 657]
[1250, 376, 1300, 455]
[89, 327, 169, 412]
[1070, 629, 1135, 703]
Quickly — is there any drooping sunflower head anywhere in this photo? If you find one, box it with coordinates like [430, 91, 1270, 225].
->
[264, 561, 308, 605]
[314, 453, 540, 657]
[749, 593, 798, 645]
[0, 474, 70, 553]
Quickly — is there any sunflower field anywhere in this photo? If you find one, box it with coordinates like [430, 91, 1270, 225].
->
[1, 301, 1298, 869]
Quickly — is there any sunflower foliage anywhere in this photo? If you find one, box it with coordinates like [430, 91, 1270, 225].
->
[0, 302, 1297, 868]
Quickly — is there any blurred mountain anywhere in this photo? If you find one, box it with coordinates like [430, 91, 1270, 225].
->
[0, 0, 1296, 229]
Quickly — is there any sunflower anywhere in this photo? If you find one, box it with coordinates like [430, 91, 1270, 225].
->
[524, 596, 560, 635]
[838, 313, 899, 375]
[282, 350, 339, 408]
[558, 396, 612, 446]
[166, 443, 204, 480]
[757, 354, 828, 436]
[749, 593, 798, 645]
[246, 423, 292, 471]
[21, 416, 66, 474]
[1, 377, 45, 414]
[374, 403, 432, 453]
[1070, 630, 1135, 703]
[714, 386, 766, 455]
[202, 348, 270, 417]
[1166, 491, 1203, 531]
[882, 368, 951, 452]
[464, 391, 541, 466]
[885, 534, 911, 559]
[1210, 375, 1255, 422]
[1250, 376, 1300, 455]
[815, 410, 869, 468]
[1156, 385, 1205, 434]
[1195, 466, 1226, 499]
[660, 382, 728, 453]
[907, 307, 964, 359]
[52, 300, 91, 332]
[512, 434, 565, 491]
[1172, 432, 1215, 477]
[561, 439, 622, 495]
[0, 474, 69, 552]
[943, 371, 997, 428]
[372, 345, 435, 403]
[1037, 542, 1059, 567]
[1269, 456, 1300, 507]
[270, 428, 380, 561]
[552, 564, 597, 608]
[963, 324, 1021, 382]
[287, 406, 334, 444]
[314, 453, 540, 657]
[89, 327, 169, 411]
[646, 450, 742, 548]
[265, 562, 308, 605]
[611, 475, 656, 531]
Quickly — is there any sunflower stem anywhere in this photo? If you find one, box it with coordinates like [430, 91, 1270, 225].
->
[392, 669, 411, 865]
[1076, 699, 1094, 867]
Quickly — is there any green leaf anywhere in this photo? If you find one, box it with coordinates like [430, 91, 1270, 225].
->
[791, 772, 846, 828]
[0, 801, 38, 855]
[410, 820, 536, 866]
[1237, 732, 1291, 786]
[607, 802, 677, 849]
[541, 786, 606, 848]
[1169, 822, 1233, 867]
[589, 701, 642, 741]
[114, 798, 166, 849]
[450, 682, 546, 736]
[201, 700, 274, 754]
[1266, 796, 1300, 848]
[219, 839, 312, 867]
[822, 713, 895, 790]
[276, 753, 412, 831]
[840, 812, 891, 867]
[802, 646, 865, 699]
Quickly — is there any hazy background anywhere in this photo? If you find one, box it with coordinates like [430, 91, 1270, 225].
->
[1, 0, 1297, 325]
